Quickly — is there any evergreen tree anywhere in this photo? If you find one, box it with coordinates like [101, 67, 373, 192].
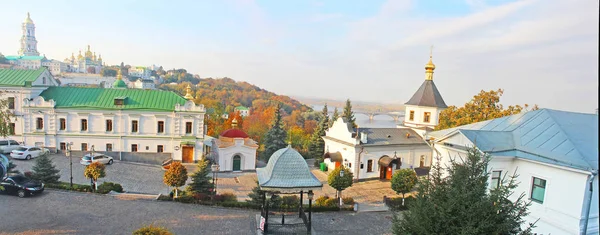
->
[31, 153, 60, 184]
[7, 161, 20, 174]
[308, 104, 330, 159]
[342, 99, 357, 129]
[261, 103, 287, 160]
[329, 107, 340, 127]
[186, 159, 214, 194]
[393, 147, 535, 234]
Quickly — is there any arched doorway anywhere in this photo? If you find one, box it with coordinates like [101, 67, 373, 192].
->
[233, 155, 241, 171]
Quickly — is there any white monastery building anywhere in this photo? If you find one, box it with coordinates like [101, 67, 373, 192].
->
[428, 109, 598, 235]
[1, 68, 206, 164]
[322, 54, 445, 180]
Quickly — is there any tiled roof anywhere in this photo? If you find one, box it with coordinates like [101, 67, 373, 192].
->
[429, 109, 598, 171]
[357, 128, 427, 146]
[39, 86, 188, 111]
[257, 146, 322, 189]
[0, 68, 45, 87]
[405, 80, 447, 108]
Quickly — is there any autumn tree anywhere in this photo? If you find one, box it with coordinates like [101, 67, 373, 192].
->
[163, 161, 188, 198]
[84, 162, 106, 191]
[343, 99, 357, 129]
[393, 147, 535, 234]
[437, 89, 538, 130]
[308, 104, 329, 159]
[390, 169, 418, 206]
[261, 103, 287, 160]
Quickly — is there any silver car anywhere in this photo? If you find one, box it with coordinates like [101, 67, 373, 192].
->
[80, 153, 113, 165]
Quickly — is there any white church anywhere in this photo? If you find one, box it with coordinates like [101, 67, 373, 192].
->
[323, 54, 445, 180]
[205, 118, 258, 172]
[1, 68, 206, 164]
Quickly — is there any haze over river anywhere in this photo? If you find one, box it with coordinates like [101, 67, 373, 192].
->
[312, 105, 403, 128]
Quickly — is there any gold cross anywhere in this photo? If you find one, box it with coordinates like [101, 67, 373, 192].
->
[429, 45, 434, 58]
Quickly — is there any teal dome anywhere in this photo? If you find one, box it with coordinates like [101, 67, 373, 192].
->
[113, 79, 127, 88]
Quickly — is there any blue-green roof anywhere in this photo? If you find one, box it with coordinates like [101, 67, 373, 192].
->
[0, 68, 45, 87]
[257, 146, 323, 189]
[235, 106, 249, 111]
[39, 87, 189, 111]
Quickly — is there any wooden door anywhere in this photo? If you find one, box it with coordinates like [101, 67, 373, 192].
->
[233, 155, 241, 171]
[386, 166, 393, 180]
[380, 166, 386, 179]
[182, 146, 194, 163]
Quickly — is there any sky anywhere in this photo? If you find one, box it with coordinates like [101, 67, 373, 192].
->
[0, 0, 598, 113]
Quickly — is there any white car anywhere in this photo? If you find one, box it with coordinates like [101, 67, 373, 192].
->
[10, 146, 50, 160]
[80, 153, 113, 165]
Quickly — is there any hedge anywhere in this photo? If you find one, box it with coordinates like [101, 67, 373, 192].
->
[385, 196, 415, 211]
[46, 181, 123, 194]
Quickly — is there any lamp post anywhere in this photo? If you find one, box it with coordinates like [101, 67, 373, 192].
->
[308, 190, 314, 232]
[265, 192, 272, 233]
[90, 145, 96, 190]
[339, 169, 344, 207]
[211, 163, 220, 195]
[65, 142, 73, 189]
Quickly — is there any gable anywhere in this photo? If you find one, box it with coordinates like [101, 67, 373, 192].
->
[30, 69, 58, 86]
[0, 68, 53, 87]
[325, 117, 357, 144]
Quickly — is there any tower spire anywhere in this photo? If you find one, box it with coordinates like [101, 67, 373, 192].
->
[425, 45, 435, 81]
[232, 117, 238, 128]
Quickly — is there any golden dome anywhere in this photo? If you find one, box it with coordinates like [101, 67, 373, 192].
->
[184, 84, 194, 100]
[24, 12, 34, 24]
[424, 46, 436, 81]
[425, 56, 435, 70]
[77, 50, 83, 60]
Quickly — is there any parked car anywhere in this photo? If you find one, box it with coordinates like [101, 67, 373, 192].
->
[10, 146, 50, 160]
[0, 139, 22, 154]
[0, 175, 45, 198]
[80, 153, 113, 166]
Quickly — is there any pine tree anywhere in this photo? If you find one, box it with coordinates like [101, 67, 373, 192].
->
[7, 161, 20, 174]
[186, 159, 214, 194]
[308, 104, 330, 159]
[31, 153, 60, 184]
[342, 99, 357, 129]
[261, 103, 288, 160]
[393, 147, 535, 234]
[329, 107, 340, 127]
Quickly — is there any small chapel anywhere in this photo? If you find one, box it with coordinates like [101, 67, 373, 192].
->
[209, 118, 258, 172]
[322, 52, 447, 181]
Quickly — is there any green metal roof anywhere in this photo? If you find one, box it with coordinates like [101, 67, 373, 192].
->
[39, 87, 189, 111]
[0, 68, 45, 87]
[235, 106, 249, 110]
[113, 79, 127, 88]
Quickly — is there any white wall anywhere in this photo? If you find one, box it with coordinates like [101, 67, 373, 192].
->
[404, 105, 443, 129]
[432, 140, 597, 235]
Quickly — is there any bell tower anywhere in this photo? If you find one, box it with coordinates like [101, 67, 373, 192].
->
[19, 12, 40, 56]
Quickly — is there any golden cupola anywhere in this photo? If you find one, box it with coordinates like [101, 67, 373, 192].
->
[425, 46, 436, 81]
[184, 85, 194, 100]
[77, 50, 83, 60]
[24, 12, 34, 24]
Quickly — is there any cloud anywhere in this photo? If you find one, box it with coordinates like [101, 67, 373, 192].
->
[308, 13, 343, 22]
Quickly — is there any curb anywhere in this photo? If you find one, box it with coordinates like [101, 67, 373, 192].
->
[113, 160, 161, 168]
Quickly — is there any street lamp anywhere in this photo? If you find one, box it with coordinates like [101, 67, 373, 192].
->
[339, 169, 344, 207]
[211, 163, 220, 195]
[308, 190, 314, 231]
[65, 142, 73, 189]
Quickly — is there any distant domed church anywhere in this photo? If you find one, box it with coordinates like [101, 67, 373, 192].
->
[209, 119, 258, 172]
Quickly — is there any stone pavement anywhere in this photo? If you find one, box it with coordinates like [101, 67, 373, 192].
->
[0, 190, 394, 235]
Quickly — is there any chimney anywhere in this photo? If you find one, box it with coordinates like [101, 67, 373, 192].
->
[360, 132, 368, 144]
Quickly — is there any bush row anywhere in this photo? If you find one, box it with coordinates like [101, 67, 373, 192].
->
[158, 193, 351, 212]
[46, 181, 123, 194]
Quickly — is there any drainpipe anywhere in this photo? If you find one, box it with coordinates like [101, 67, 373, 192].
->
[581, 170, 597, 235]
[355, 146, 364, 182]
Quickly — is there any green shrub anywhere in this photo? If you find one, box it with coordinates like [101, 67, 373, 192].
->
[173, 195, 196, 204]
[324, 198, 337, 207]
[192, 193, 211, 202]
[96, 182, 124, 194]
[342, 197, 354, 205]
[281, 195, 300, 211]
[132, 224, 173, 235]
[220, 192, 237, 202]
[46, 181, 92, 192]
[385, 196, 415, 211]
